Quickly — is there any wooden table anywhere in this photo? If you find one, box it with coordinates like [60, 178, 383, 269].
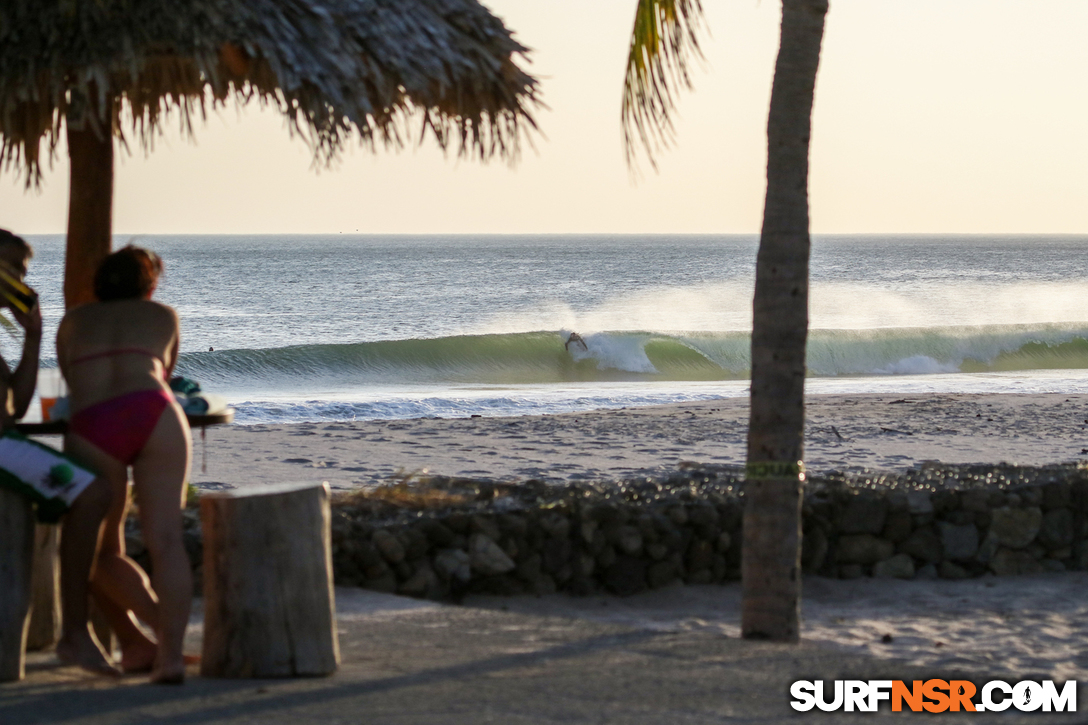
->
[15, 410, 235, 436]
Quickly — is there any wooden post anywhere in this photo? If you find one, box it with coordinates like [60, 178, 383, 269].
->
[64, 91, 114, 310]
[25, 525, 61, 651]
[201, 482, 338, 678]
[0, 488, 36, 681]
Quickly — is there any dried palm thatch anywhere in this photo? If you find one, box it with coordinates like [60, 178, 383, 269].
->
[0, 0, 540, 188]
[622, 0, 705, 169]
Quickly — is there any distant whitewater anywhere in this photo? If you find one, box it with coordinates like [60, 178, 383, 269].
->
[13, 233, 1088, 423]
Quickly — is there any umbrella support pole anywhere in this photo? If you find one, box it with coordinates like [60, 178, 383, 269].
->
[64, 98, 114, 310]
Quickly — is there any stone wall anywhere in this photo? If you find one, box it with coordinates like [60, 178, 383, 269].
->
[130, 462, 1088, 600]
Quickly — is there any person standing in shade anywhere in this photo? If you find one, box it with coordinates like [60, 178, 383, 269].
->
[58, 246, 192, 684]
[0, 229, 117, 676]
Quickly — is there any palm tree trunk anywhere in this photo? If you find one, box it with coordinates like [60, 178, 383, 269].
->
[742, 0, 827, 643]
[64, 96, 113, 310]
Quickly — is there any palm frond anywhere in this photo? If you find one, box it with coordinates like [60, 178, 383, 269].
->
[0, 311, 19, 340]
[621, 0, 706, 169]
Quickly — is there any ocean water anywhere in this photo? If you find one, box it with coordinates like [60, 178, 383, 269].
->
[8, 234, 1088, 424]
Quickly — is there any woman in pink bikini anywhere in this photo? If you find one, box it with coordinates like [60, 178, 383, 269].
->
[58, 246, 191, 684]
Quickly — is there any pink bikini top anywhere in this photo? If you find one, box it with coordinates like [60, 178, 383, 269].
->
[70, 348, 168, 378]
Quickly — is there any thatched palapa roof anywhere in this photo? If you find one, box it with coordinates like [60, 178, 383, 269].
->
[0, 0, 540, 187]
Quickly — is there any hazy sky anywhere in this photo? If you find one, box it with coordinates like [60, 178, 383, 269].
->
[3, 0, 1088, 235]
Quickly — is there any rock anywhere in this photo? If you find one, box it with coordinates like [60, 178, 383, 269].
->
[609, 525, 643, 556]
[587, 528, 607, 556]
[898, 527, 942, 563]
[881, 511, 913, 544]
[647, 560, 680, 589]
[801, 527, 828, 573]
[938, 561, 969, 580]
[960, 489, 990, 513]
[688, 505, 719, 528]
[686, 569, 713, 585]
[350, 541, 383, 571]
[1041, 482, 1071, 510]
[400, 528, 430, 560]
[398, 563, 439, 598]
[1050, 547, 1072, 561]
[873, 553, 915, 579]
[905, 490, 933, 515]
[1018, 486, 1043, 507]
[915, 563, 938, 580]
[645, 542, 669, 561]
[886, 490, 910, 513]
[469, 515, 502, 543]
[434, 548, 472, 582]
[444, 512, 470, 534]
[989, 548, 1046, 576]
[837, 534, 894, 565]
[575, 553, 595, 578]
[686, 539, 715, 572]
[1037, 508, 1074, 550]
[839, 564, 865, 580]
[976, 531, 1000, 565]
[529, 573, 557, 596]
[372, 529, 406, 563]
[498, 514, 529, 539]
[422, 521, 456, 547]
[542, 537, 573, 573]
[840, 495, 888, 535]
[932, 491, 960, 515]
[1075, 545, 1088, 571]
[471, 575, 526, 596]
[596, 545, 617, 569]
[710, 554, 727, 582]
[937, 521, 978, 561]
[363, 570, 398, 594]
[1042, 559, 1066, 573]
[1072, 479, 1088, 512]
[468, 533, 515, 576]
[515, 553, 542, 582]
[989, 507, 1042, 549]
[539, 513, 570, 540]
[603, 556, 647, 596]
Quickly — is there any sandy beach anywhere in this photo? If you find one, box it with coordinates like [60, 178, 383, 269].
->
[192, 392, 1088, 491]
[7, 392, 1084, 721]
[187, 392, 1088, 692]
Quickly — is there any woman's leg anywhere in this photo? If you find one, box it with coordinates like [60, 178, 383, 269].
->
[55, 471, 119, 676]
[64, 434, 159, 669]
[131, 402, 192, 684]
[90, 483, 160, 629]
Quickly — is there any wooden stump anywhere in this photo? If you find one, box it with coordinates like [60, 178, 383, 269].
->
[26, 524, 60, 651]
[201, 482, 339, 678]
[0, 488, 36, 681]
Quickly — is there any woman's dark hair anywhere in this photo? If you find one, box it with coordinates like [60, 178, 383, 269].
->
[93, 246, 162, 301]
[0, 229, 32, 259]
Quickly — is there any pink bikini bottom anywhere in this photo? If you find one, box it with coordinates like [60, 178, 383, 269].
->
[69, 389, 175, 465]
